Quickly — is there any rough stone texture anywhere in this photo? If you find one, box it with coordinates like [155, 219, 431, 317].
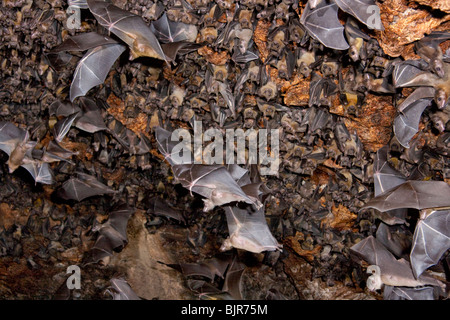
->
[109, 211, 192, 300]
[375, 0, 450, 58]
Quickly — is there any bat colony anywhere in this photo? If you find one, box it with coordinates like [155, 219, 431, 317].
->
[0, 0, 449, 300]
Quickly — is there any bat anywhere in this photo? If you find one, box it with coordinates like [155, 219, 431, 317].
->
[415, 31, 450, 77]
[350, 236, 445, 289]
[85, 203, 135, 265]
[106, 278, 141, 300]
[0, 122, 55, 184]
[220, 204, 281, 253]
[20, 160, 54, 185]
[344, 17, 370, 62]
[150, 13, 198, 44]
[383, 285, 436, 300]
[51, 32, 119, 53]
[160, 255, 232, 281]
[372, 146, 408, 225]
[232, 48, 259, 64]
[300, 0, 349, 50]
[56, 172, 117, 202]
[87, 0, 166, 61]
[334, 0, 384, 30]
[53, 112, 78, 143]
[363, 180, 450, 212]
[221, 256, 246, 300]
[393, 87, 435, 148]
[309, 72, 338, 107]
[172, 164, 260, 211]
[373, 145, 407, 196]
[146, 197, 186, 224]
[410, 209, 450, 279]
[75, 97, 107, 133]
[218, 81, 236, 117]
[70, 43, 126, 102]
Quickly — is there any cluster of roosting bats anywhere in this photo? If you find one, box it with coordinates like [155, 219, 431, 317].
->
[0, 0, 449, 300]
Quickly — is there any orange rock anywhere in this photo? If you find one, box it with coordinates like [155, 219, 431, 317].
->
[321, 204, 358, 232]
[375, 0, 450, 58]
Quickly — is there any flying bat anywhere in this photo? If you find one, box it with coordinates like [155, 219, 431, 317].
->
[414, 31, 450, 77]
[350, 236, 445, 289]
[85, 203, 135, 265]
[70, 43, 126, 102]
[172, 164, 261, 211]
[393, 87, 435, 148]
[220, 204, 281, 253]
[87, 0, 166, 61]
[0, 122, 54, 184]
[300, 0, 349, 50]
[51, 32, 119, 53]
[362, 180, 450, 212]
[373, 145, 407, 196]
[56, 172, 117, 202]
[410, 209, 450, 279]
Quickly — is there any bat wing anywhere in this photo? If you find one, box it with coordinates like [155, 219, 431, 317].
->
[87, 0, 166, 61]
[221, 256, 245, 300]
[410, 209, 450, 279]
[376, 223, 412, 260]
[49, 100, 81, 117]
[335, 0, 384, 30]
[20, 160, 54, 185]
[223, 204, 281, 253]
[173, 164, 258, 211]
[363, 180, 450, 212]
[70, 43, 126, 102]
[160, 41, 202, 61]
[0, 122, 27, 156]
[383, 285, 435, 300]
[147, 197, 186, 224]
[57, 172, 117, 201]
[373, 145, 406, 196]
[393, 61, 436, 88]
[75, 97, 107, 133]
[397, 87, 435, 113]
[393, 97, 432, 148]
[51, 32, 119, 53]
[86, 204, 133, 266]
[350, 236, 444, 288]
[107, 278, 141, 300]
[300, 0, 349, 50]
[150, 13, 197, 43]
[232, 49, 259, 64]
[53, 112, 79, 142]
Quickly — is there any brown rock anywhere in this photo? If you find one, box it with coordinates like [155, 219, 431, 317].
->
[375, 0, 450, 58]
[412, 0, 450, 13]
[109, 210, 192, 299]
[330, 94, 397, 152]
